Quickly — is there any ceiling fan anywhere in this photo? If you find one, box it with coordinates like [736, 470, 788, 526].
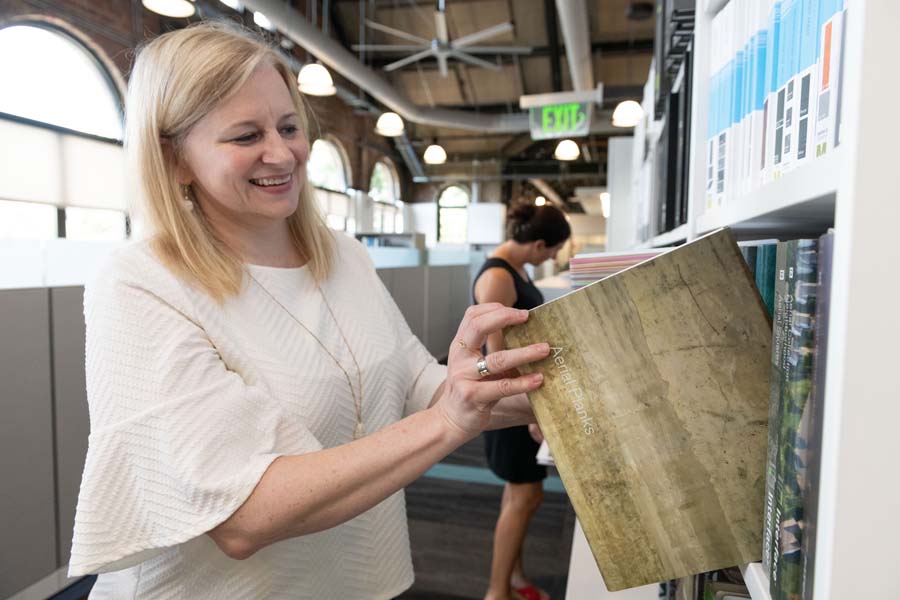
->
[352, 0, 532, 78]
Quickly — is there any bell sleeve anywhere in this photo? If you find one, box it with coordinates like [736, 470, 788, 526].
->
[68, 250, 323, 576]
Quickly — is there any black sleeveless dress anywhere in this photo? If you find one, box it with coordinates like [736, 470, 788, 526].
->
[473, 257, 547, 484]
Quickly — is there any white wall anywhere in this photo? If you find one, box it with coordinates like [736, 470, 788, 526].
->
[606, 137, 636, 251]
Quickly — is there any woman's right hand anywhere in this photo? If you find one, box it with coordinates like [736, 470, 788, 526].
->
[434, 303, 550, 440]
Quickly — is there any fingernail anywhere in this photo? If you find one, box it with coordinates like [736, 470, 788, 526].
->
[519, 309, 529, 317]
[530, 373, 543, 384]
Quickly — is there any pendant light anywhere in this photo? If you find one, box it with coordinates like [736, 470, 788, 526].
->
[554, 139, 580, 161]
[253, 11, 276, 31]
[423, 143, 447, 165]
[375, 112, 405, 137]
[298, 63, 336, 96]
[614, 13, 645, 128]
[218, 0, 243, 11]
[535, 196, 547, 206]
[142, 0, 195, 18]
[612, 100, 644, 127]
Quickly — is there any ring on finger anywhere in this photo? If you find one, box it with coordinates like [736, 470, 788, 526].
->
[476, 358, 491, 378]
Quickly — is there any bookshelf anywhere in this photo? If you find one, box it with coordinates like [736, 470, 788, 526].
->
[695, 149, 841, 237]
[740, 563, 772, 600]
[614, 1, 900, 598]
[648, 223, 690, 247]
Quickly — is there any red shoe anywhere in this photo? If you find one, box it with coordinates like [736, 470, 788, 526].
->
[512, 584, 548, 600]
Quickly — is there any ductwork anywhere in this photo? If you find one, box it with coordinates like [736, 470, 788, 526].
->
[555, 0, 595, 91]
[241, 0, 530, 133]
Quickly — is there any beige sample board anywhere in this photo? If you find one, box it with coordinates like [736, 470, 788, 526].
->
[505, 229, 771, 591]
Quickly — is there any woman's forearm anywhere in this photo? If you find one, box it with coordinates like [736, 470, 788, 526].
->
[209, 405, 467, 558]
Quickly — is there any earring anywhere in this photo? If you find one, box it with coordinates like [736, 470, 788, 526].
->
[182, 185, 194, 212]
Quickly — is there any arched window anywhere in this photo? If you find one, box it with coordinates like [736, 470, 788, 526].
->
[308, 138, 353, 232]
[0, 23, 128, 244]
[0, 25, 123, 139]
[369, 160, 403, 233]
[437, 185, 469, 244]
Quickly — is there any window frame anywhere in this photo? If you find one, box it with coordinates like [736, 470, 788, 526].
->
[0, 19, 126, 141]
[437, 183, 471, 244]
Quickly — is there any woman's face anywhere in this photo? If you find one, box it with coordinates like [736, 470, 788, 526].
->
[177, 63, 309, 229]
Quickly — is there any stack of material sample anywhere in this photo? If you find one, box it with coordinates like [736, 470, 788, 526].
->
[568, 249, 667, 289]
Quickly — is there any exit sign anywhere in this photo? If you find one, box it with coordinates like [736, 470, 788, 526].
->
[529, 102, 592, 140]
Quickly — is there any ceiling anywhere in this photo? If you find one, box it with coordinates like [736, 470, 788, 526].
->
[327, 0, 655, 199]
[184, 0, 655, 204]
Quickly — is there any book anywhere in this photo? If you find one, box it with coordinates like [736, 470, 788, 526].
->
[800, 230, 833, 600]
[505, 229, 772, 591]
[755, 243, 778, 319]
[771, 239, 818, 600]
[762, 240, 791, 577]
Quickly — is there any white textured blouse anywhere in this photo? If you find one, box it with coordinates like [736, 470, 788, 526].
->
[69, 232, 447, 599]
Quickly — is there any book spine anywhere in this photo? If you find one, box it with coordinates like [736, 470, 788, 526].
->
[773, 239, 818, 600]
[801, 231, 833, 600]
[763, 242, 790, 577]
[756, 244, 778, 319]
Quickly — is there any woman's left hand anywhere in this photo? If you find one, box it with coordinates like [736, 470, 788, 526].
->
[433, 303, 550, 440]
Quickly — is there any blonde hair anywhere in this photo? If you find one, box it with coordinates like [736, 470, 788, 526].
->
[125, 21, 333, 302]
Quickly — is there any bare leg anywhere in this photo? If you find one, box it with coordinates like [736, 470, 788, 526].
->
[484, 481, 544, 600]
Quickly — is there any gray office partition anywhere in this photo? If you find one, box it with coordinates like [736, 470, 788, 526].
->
[50, 287, 89, 569]
[380, 267, 427, 343]
[424, 267, 453, 359]
[0, 289, 58, 598]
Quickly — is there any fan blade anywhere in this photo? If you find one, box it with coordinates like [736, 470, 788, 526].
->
[437, 54, 449, 77]
[451, 51, 502, 71]
[451, 22, 514, 49]
[384, 48, 436, 72]
[462, 45, 533, 55]
[352, 44, 429, 52]
[365, 19, 429, 45]
[434, 11, 450, 44]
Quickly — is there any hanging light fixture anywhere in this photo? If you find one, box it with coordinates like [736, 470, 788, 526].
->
[614, 14, 644, 128]
[612, 100, 644, 128]
[297, 63, 336, 96]
[375, 112, 405, 137]
[554, 139, 580, 161]
[142, 0, 195, 18]
[423, 143, 447, 165]
[535, 196, 547, 206]
[253, 11, 276, 31]
[218, 0, 243, 11]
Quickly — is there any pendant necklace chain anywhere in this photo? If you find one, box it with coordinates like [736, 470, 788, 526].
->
[248, 273, 366, 440]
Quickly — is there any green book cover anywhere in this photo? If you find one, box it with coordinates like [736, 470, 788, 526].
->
[756, 244, 778, 319]
[772, 240, 818, 600]
[763, 243, 790, 577]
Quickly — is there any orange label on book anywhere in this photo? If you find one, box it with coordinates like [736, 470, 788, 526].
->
[822, 22, 833, 89]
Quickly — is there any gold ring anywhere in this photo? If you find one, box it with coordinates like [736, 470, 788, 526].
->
[458, 339, 468, 350]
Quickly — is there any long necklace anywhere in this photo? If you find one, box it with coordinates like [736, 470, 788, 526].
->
[248, 273, 366, 440]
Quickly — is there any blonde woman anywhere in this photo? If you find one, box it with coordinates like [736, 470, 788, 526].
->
[69, 22, 549, 598]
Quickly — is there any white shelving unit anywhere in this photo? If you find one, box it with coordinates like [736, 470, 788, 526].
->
[696, 149, 842, 236]
[740, 563, 772, 600]
[609, 1, 900, 599]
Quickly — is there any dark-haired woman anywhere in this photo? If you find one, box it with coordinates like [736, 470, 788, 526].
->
[474, 202, 571, 600]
